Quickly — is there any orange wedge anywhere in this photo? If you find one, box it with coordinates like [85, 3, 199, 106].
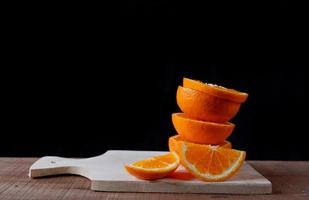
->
[177, 141, 246, 182]
[124, 152, 180, 180]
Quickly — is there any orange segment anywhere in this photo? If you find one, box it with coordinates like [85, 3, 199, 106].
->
[124, 152, 180, 180]
[172, 113, 234, 144]
[177, 86, 242, 122]
[178, 141, 246, 182]
[183, 78, 248, 103]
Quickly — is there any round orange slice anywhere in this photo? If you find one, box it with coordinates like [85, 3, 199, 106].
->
[183, 78, 248, 103]
[124, 152, 180, 180]
[178, 141, 246, 182]
[172, 113, 234, 144]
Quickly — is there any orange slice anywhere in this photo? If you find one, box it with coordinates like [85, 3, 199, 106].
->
[178, 141, 246, 182]
[183, 78, 248, 103]
[124, 152, 180, 180]
[172, 113, 234, 144]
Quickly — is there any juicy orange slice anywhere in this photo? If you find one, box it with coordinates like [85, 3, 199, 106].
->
[124, 152, 180, 180]
[178, 141, 246, 182]
[183, 78, 248, 103]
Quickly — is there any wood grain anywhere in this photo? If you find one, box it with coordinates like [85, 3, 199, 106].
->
[0, 158, 308, 200]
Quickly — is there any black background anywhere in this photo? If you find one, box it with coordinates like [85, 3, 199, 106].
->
[2, 1, 307, 160]
[2, 65, 306, 160]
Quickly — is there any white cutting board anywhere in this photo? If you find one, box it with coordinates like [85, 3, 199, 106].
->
[29, 150, 272, 194]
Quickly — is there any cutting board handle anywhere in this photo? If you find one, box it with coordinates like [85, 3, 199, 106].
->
[29, 156, 90, 179]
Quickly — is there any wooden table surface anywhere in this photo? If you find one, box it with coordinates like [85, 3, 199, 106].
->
[0, 158, 308, 200]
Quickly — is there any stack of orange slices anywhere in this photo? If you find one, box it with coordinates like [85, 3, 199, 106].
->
[125, 77, 248, 182]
